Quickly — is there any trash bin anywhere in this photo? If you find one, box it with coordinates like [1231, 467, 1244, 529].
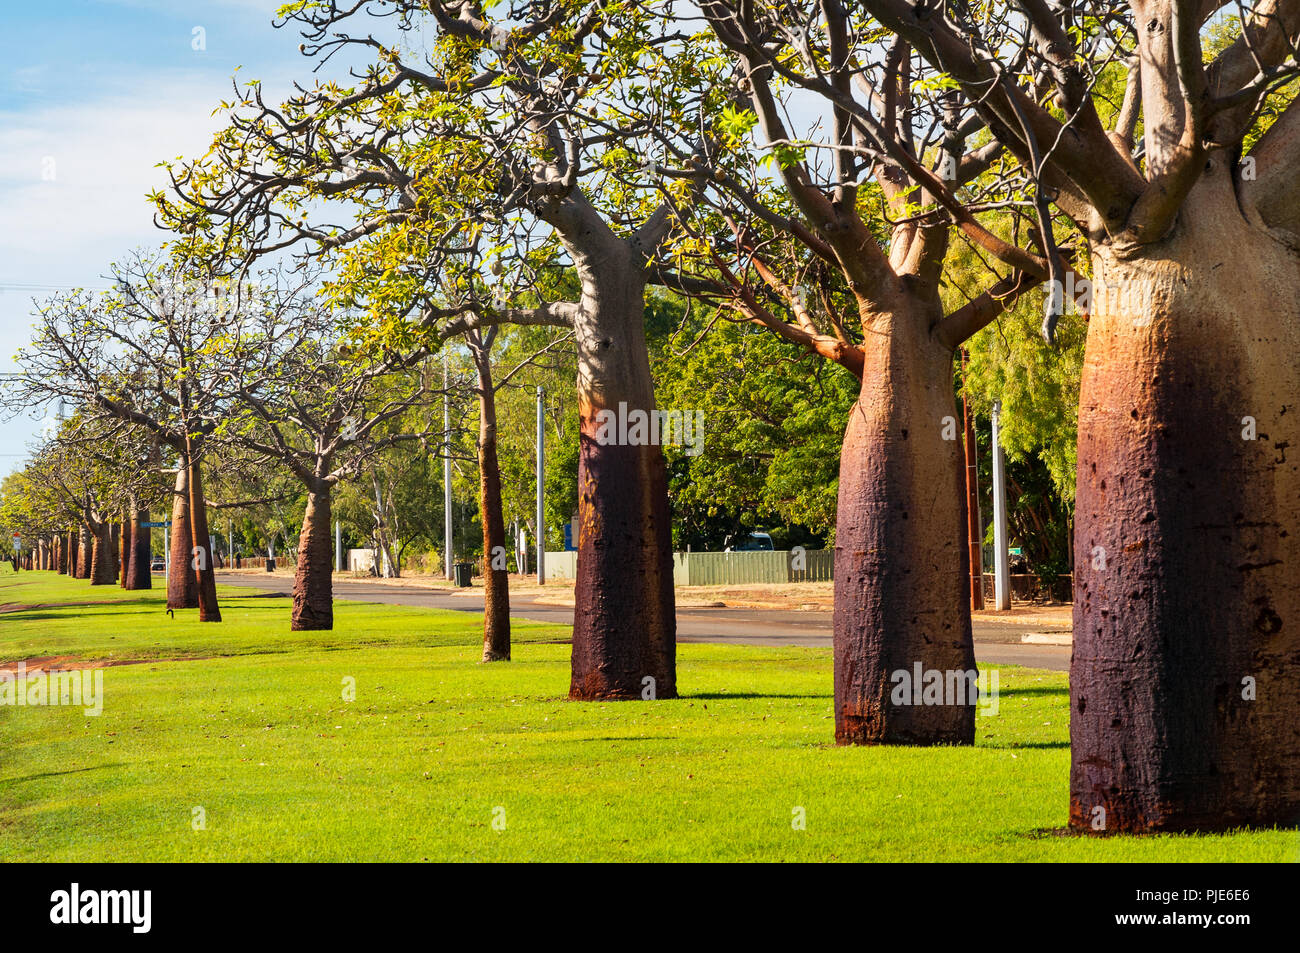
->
[265, 558, 276, 572]
[453, 562, 473, 587]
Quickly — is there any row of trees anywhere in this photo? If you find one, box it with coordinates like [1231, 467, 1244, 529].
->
[5, 0, 1296, 833]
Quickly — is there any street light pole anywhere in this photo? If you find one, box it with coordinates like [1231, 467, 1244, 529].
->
[991, 399, 1012, 611]
[536, 385, 545, 585]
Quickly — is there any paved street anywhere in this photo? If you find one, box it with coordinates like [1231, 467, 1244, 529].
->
[217, 572, 1071, 672]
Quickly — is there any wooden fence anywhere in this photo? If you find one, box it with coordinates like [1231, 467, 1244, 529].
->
[543, 549, 834, 586]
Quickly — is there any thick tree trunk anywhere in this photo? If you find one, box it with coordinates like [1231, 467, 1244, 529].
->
[833, 302, 977, 745]
[89, 523, 115, 586]
[472, 344, 511, 662]
[119, 511, 132, 588]
[570, 262, 676, 700]
[128, 509, 152, 590]
[1071, 166, 1300, 832]
[109, 522, 120, 583]
[292, 484, 334, 631]
[65, 531, 75, 575]
[167, 464, 199, 610]
[76, 525, 92, 579]
[185, 448, 221, 623]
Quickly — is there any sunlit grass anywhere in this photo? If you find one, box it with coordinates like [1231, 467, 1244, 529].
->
[0, 570, 1292, 861]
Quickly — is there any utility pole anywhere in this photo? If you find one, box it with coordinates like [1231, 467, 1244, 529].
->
[961, 350, 984, 610]
[443, 348, 453, 581]
[991, 399, 1011, 611]
[536, 385, 545, 585]
[335, 520, 342, 573]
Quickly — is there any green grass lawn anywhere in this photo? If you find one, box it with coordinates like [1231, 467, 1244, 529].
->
[0, 565, 1294, 861]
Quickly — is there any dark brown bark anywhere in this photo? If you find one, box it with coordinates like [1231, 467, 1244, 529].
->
[119, 512, 132, 588]
[109, 522, 120, 583]
[128, 509, 152, 590]
[76, 524, 92, 579]
[569, 265, 676, 700]
[1071, 167, 1300, 832]
[185, 447, 221, 623]
[89, 522, 116, 585]
[472, 342, 511, 662]
[167, 464, 199, 610]
[291, 485, 333, 630]
[833, 302, 977, 745]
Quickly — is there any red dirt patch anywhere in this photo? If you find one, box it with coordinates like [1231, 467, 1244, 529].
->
[0, 600, 130, 615]
[0, 655, 212, 678]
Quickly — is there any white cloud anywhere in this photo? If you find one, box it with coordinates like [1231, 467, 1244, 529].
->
[0, 72, 261, 471]
[0, 76, 238, 258]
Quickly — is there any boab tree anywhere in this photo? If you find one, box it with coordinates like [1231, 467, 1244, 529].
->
[17, 433, 122, 586]
[209, 275, 437, 630]
[156, 0, 728, 699]
[460, 323, 576, 661]
[652, 0, 1063, 743]
[11, 253, 235, 620]
[848, 0, 1300, 829]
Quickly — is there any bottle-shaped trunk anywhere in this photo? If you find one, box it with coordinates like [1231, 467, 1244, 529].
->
[167, 463, 199, 610]
[186, 449, 221, 623]
[1071, 169, 1300, 832]
[119, 513, 131, 588]
[833, 309, 977, 745]
[128, 509, 152, 590]
[292, 485, 334, 631]
[569, 266, 676, 700]
[89, 522, 116, 585]
[76, 524, 92, 579]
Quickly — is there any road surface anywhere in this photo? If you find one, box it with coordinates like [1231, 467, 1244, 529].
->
[216, 572, 1070, 672]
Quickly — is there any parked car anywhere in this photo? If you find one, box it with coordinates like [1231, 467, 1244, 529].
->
[724, 532, 775, 552]
[150, 557, 165, 572]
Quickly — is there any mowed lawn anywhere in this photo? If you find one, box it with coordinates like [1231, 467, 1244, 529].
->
[0, 567, 1293, 861]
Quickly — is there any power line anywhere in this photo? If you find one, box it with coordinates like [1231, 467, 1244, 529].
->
[0, 282, 113, 293]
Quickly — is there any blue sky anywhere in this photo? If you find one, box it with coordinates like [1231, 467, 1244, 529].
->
[0, 0, 327, 473]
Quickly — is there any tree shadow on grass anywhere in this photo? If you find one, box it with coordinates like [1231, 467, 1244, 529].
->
[3, 607, 162, 622]
[685, 692, 830, 701]
[4, 762, 122, 784]
[995, 687, 1069, 698]
[979, 740, 1069, 750]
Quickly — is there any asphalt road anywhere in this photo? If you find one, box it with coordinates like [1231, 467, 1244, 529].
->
[216, 572, 1071, 672]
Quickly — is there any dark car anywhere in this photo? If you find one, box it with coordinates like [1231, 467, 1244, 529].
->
[150, 557, 165, 572]
[724, 532, 775, 552]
